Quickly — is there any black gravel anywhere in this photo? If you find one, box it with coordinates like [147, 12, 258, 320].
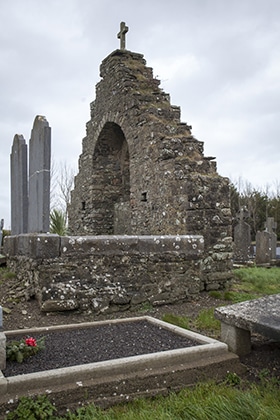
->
[3, 320, 199, 377]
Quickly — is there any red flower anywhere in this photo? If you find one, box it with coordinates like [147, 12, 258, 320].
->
[25, 337, 37, 347]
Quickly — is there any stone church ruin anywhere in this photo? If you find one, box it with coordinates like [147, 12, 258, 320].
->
[5, 23, 232, 313]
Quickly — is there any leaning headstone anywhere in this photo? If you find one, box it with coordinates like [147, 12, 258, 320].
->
[10, 134, 28, 235]
[233, 208, 251, 262]
[28, 116, 51, 233]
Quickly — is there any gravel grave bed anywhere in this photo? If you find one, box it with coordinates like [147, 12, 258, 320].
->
[3, 320, 199, 377]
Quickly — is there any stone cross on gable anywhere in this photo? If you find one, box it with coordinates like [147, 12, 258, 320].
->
[265, 217, 277, 233]
[117, 21, 128, 50]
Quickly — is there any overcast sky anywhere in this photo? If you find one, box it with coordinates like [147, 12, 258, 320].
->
[1, 0, 280, 229]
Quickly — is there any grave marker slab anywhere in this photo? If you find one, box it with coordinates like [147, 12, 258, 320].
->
[28, 116, 51, 233]
[10, 135, 28, 235]
[233, 208, 251, 261]
[256, 217, 277, 264]
[265, 217, 277, 260]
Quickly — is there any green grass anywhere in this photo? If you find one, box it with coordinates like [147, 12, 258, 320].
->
[194, 307, 220, 335]
[7, 380, 280, 419]
[209, 267, 280, 304]
[233, 267, 280, 295]
[162, 308, 220, 338]
[162, 313, 190, 329]
[209, 290, 259, 303]
[0, 267, 16, 285]
[69, 380, 280, 419]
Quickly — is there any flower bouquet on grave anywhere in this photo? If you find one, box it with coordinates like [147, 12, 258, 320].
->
[6, 336, 45, 363]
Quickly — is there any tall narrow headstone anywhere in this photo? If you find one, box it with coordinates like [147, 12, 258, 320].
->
[10, 134, 28, 235]
[233, 208, 251, 262]
[265, 217, 277, 260]
[256, 231, 271, 264]
[28, 116, 51, 233]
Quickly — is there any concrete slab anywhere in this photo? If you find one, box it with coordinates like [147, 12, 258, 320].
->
[0, 316, 244, 409]
[215, 294, 280, 355]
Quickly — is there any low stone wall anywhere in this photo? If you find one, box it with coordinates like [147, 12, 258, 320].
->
[4, 234, 208, 314]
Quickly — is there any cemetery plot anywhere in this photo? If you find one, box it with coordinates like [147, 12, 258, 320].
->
[0, 316, 242, 405]
[3, 318, 200, 377]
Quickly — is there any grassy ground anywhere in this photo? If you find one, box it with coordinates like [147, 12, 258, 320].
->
[6, 379, 280, 419]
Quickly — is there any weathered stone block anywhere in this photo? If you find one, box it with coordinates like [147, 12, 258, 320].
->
[3, 235, 18, 257]
[16, 234, 60, 258]
[220, 322, 251, 356]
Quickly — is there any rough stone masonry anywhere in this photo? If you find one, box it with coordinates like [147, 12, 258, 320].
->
[68, 46, 233, 288]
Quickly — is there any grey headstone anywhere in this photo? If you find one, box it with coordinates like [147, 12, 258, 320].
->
[255, 230, 271, 264]
[256, 217, 277, 264]
[233, 220, 251, 261]
[10, 134, 28, 235]
[265, 217, 277, 259]
[28, 116, 51, 233]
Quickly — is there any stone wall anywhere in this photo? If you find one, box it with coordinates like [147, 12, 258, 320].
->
[68, 49, 233, 287]
[3, 234, 220, 313]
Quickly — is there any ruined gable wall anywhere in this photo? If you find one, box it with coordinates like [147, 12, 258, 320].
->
[68, 49, 233, 290]
[69, 50, 230, 237]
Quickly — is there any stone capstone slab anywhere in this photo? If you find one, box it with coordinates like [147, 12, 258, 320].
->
[4, 234, 61, 258]
[60, 235, 204, 258]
